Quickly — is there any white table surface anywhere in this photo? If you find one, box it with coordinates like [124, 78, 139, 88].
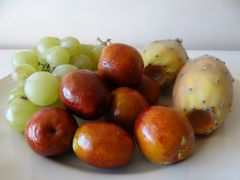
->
[0, 49, 240, 80]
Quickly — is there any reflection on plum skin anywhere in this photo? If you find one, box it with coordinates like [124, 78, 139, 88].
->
[62, 87, 73, 102]
[28, 124, 39, 143]
[78, 134, 91, 150]
[142, 126, 154, 142]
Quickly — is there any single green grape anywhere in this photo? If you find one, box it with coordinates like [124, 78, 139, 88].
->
[60, 37, 81, 56]
[70, 54, 95, 70]
[29, 47, 38, 56]
[11, 64, 37, 85]
[37, 58, 47, 72]
[8, 85, 26, 103]
[91, 45, 104, 68]
[30, 47, 47, 69]
[46, 46, 70, 67]
[52, 64, 78, 80]
[37, 36, 60, 59]
[38, 57, 47, 64]
[5, 98, 39, 132]
[25, 72, 59, 106]
[11, 51, 39, 70]
[30, 47, 47, 65]
[79, 44, 94, 58]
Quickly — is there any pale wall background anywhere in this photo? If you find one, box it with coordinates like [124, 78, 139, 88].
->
[0, 0, 240, 50]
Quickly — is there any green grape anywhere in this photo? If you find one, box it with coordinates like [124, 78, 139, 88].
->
[52, 64, 78, 80]
[79, 44, 94, 58]
[91, 45, 104, 68]
[37, 36, 60, 59]
[8, 85, 26, 103]
[25, 72, 59, 106]
[60, 37, 81, 56]
[29, 47, 38, 56]
[11, 51, 39, 70]
[29, 47, 47, 69]
[46, 46, 70, 67]
[38, 57, 47, 64]
[38, 58, 47, 72]
[11, 64, 37, 85]
[5, 98, 39, 132]
[70, 54, 95, 70]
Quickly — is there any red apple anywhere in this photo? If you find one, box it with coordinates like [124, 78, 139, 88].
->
[25, 108, 78, 156]
[98, 43, 144, 87]
[135, 106, 195, 164]
[59, 70, 110, 119]
[73, 121, 135, 168]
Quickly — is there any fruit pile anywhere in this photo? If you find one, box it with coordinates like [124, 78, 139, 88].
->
[5, 37, 234, 168]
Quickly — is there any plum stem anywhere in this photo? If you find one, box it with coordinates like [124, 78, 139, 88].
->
[96, 37, 112, 46]
[175, 38, 183, 44]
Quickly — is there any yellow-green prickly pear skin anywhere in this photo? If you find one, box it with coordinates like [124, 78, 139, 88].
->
[142, 39, 188, 86]
[173, 55, 233, 135]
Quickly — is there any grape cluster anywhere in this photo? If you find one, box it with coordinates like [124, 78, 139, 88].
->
[6, 36, 106, 132]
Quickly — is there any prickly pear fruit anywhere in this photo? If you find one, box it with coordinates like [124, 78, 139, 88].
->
[142, 39, 188, 87]
[173, 55, 233, 135]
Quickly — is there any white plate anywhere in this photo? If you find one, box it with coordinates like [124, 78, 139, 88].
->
[0, 75, 240, 180]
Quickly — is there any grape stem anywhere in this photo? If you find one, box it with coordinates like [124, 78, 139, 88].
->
[21, 96, 28, 100]
[96, 37, 112, 46]
[39, 62, 55, 73]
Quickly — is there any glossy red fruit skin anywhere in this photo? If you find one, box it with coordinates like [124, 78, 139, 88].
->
[59, 70, 110, 119]
[25, 108, 78, 156]
[134, 106, 195, 164]
[136, 75, 161, 105]
[109, 87, 149, 131]
[73, 121, 135, 168]
[98, 43, 144, 87]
